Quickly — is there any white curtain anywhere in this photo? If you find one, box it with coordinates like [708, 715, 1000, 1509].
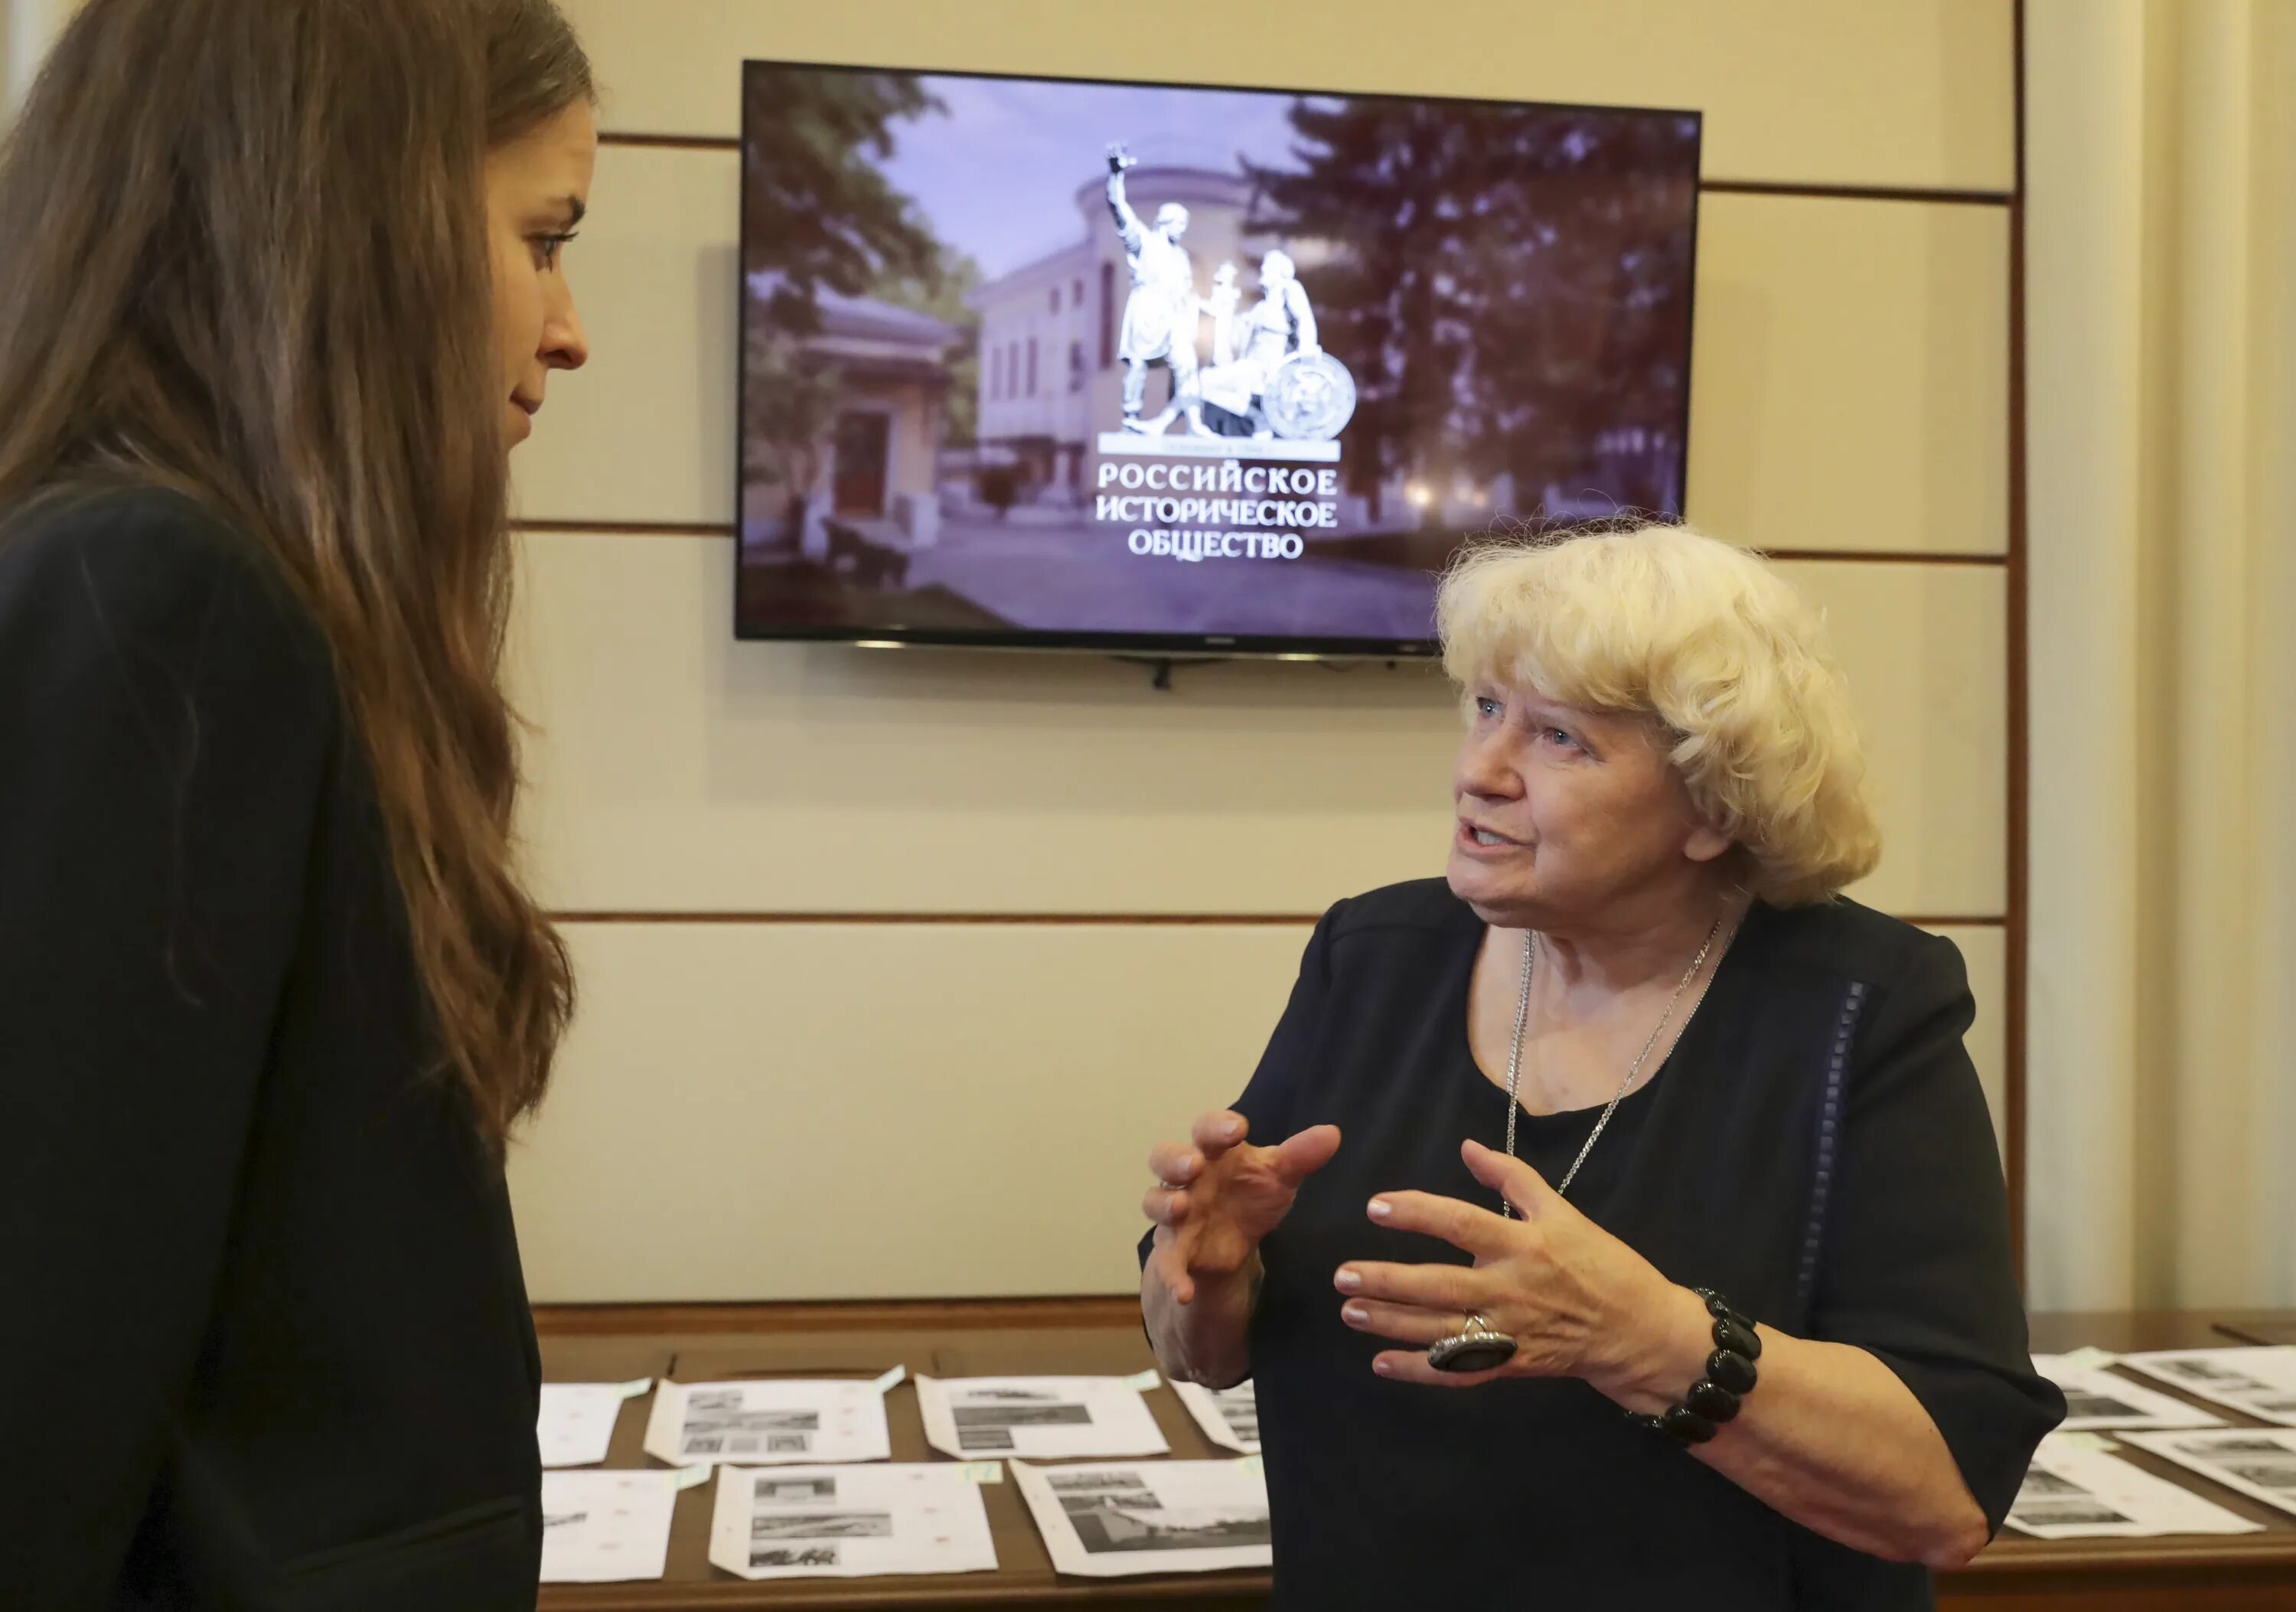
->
[2026, 0, 2296, 1312]
[2, 1, 18, 116]
[5, 0, 64, 117]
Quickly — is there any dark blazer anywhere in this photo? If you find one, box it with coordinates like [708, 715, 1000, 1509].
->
[0, 486, 543, 1611]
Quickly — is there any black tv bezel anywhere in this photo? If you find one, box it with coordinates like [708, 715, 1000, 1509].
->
[731, 57, 1704, 659]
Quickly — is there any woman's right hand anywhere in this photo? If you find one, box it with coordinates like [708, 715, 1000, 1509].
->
[1143, 1112, 1342, 1304]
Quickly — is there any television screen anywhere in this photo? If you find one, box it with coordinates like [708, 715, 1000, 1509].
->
[735, 62, 1701, 655]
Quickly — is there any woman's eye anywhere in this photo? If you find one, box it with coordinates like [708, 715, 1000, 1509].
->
[1475, 697, 1502, 719]
[1544, 727, 1579, 749]
[530, 231, 577, 269]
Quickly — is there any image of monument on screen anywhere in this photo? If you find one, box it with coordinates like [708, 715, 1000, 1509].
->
[735, 63, 1700, 651]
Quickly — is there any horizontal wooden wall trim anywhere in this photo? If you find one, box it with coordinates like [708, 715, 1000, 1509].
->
[1699, 178, 2014, 207]
[511, 522, 2008, 568]
[546, 911, 1323, 927]
[595, 132, 739, 152]
[1756, 548, 2008, 566]
[510, 519, 732, 537]
[545, 909, 2009, 928]
[533, 1294, 1142, 1334]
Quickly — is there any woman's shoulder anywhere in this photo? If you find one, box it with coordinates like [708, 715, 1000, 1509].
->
[1752, 896, 1967, 993]
[1323, 878, 1482, 947]
[2, 481, 333, 677]
[7, 481, 276, 589]
[1, 481, 341, 754]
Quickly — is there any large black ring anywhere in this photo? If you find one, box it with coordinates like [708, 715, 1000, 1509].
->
[1426, 1311, 1518, 1374]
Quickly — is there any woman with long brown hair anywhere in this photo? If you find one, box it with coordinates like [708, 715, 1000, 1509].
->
[0, 2, 595, 1605]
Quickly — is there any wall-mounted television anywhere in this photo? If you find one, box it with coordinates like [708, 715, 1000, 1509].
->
[735, 60, 1701, 657]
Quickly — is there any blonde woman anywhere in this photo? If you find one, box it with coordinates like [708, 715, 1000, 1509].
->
[1141, 525, 2061, 1610]
[0, 1, 592, 1605]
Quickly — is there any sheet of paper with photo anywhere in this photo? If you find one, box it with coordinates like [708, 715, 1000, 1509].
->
[2114, 1347, 2296, 1427]
[2001, 1435, 2262, 1540]
[538, 1379, 653, 1467]
[540, 1467, 701, 1581]
[706, 1463, 998, 1581]
[1012, 1458, 1272, 1578]
[2030, 1356, 2225, 1433]
[1171, 1380, 1260, 1454]
[914, 1375, 1169, 1460]
[644, 1378, 893, 1467]
[2123, 1428, 2296, 1519]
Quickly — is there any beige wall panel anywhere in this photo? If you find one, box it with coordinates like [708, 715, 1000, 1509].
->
[507, 528, 1464, 916]
[1925, 924, 2008, 1161]
[511, 916, 2011, 1303]
[510, 148, 739, 529]
[557, 0, 2013, 192]
[515, 148, 2011, 551]
[511, 537, 2003, 918]
[1778, 560, 2007, 917]
[1687, 197, 2009, 556]
[508, 921, 1316, 1301]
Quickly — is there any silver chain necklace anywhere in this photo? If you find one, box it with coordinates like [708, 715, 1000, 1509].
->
[1496, 913, 1728, 1216]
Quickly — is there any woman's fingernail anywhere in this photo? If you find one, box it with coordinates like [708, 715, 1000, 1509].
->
[1221, 1118, 1243, 1139]
[1373, 1357, 1394, 1376]
[1368, 1198, 1392, 1221]
[1342, 1304, 1368, 1326]
[1334, 1268, 1361, 1293]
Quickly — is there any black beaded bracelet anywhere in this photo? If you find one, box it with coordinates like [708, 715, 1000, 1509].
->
[1627, 1287, 1761, 1445]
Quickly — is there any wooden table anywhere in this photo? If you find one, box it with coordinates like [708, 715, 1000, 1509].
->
[533, 1301, 2296, 1611]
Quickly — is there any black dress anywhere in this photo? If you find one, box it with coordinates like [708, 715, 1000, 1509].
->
[1146, 878, 2063, 1610]
[0, 487, 544, 1611]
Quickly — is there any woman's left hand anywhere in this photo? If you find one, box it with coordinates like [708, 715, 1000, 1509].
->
[1335, 1138, 1690, 1392]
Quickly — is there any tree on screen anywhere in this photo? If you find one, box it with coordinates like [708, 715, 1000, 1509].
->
[869, 248, 983, 448]
[741, 68, 952, 530]
[742, 67, 943, 318]
[1247, 100, 1697, 525]
[741, 322, 841, 530]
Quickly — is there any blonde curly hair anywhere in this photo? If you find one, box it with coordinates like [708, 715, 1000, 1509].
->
[1437, 522, 1881, 906]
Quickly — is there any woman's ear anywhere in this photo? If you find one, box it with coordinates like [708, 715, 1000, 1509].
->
[1683, 819, 1735, 865]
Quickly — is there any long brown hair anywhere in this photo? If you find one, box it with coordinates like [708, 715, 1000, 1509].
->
[0, 0, 592, 1154]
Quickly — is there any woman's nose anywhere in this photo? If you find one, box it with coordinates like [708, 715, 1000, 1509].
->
[1455, 729, 1521, 801]
[545, 288, 589, 372]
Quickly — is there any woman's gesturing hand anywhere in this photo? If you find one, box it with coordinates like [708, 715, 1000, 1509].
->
[1143, 1112, 1342, 1304]
[1332, 1138, 1690, 1392]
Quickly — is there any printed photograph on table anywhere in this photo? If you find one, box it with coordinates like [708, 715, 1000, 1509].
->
[1013, 1459, 1274, 1577]
[2030, 1355, 2224, 1433]
[752, 1511, 892, 1540]
[707, 1464, 1000, 1581]
[642, 1378, 893, 1467]
[538, 1469, 690, 1584]
[915, 1375, 1169, 1460]
[1172, 1379, 1261, 1452]
[2125, 1429, 2296, 1519]
[536, 1379, 653, 1467]
[735, 61, 1701, 654]
[2115, 1348, 2296, 1428]
[2001, 1436, 2262, 1542]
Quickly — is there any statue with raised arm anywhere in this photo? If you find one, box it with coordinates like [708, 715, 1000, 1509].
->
[1105, 142, 1200, 433]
